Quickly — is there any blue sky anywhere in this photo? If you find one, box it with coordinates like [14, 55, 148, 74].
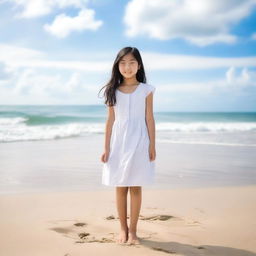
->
[0, 0, 256, 112]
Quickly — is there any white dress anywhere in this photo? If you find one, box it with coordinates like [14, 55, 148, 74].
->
[102, 82, 156, 187]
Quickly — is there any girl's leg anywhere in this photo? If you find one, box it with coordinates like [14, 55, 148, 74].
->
[116, 186, 129, 243]
[128, 186, 142, 244]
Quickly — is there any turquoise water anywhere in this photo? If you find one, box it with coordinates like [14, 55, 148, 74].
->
[0, 105, 256, 146]
[1, 105, 256, 194]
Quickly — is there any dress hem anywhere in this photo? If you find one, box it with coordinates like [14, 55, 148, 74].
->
[102, 182, 154, 187]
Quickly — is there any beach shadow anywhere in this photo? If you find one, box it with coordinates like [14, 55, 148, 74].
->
[48, 218, 256, 255]
[105, 213, 256, 255]
[140, 239, 256, 256]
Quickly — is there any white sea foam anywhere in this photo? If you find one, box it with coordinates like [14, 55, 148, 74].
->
[0, 122, 105, 142]
[0, 117, 256, 144]
[156, 122, 256, 132]
[0, 117, 27, 125]
[156, 139, 256, 147]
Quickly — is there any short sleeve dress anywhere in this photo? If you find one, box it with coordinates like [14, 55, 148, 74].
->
[102, 82, 156, 187]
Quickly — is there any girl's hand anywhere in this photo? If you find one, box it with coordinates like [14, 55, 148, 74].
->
[101, 150, 109, 163]
[149, 144, 156, 161]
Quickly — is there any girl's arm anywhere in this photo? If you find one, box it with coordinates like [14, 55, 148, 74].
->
[145, 92, 156, 161]
[104, 105, 115, 152]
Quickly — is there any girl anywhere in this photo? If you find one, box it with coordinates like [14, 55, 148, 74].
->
[99, 46, 156, 245]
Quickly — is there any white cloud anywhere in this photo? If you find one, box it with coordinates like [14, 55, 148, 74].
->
[158, 77, 253, 94]
[226, 66, 254, 86]
[0, 44, 110, 72]
[0, 43, 44, 62]
[0, 61, 13, 80]
[7, 0, 87, 18]
[0, 64, 104, 105]
[1, 55, 256, 107]
[2, 65, 255, 107]
[65, 72, 84, 92]
[13, 68, 60, 95]
[251, 32, 256, 40]
[226, 66, 235, 84]
[124, 0, 256, 46]
[44, 8, 103, 38]
[158, 67, 256, 94]
[142, 52, 256, 70]
[5, 66, 93, 96]
[4, 0, 102, 38]
[1, 44, 256, 73]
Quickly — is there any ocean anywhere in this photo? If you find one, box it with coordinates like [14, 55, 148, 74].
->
[1, 105, 256, 194]
[0, 105, 256, 147]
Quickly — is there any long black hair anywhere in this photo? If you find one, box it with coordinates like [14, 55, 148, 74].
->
[98, 46, 147, 106]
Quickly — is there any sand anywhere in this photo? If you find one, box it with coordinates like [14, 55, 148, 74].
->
[1, 133, 256, 255]
[0, 185, 256, 256]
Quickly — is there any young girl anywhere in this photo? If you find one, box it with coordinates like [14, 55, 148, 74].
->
[99, 46, 156, 245]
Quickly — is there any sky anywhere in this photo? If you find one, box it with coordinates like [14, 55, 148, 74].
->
[0, 0, 256, 112]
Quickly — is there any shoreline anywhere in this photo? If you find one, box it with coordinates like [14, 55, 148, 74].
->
[1, 134, 256, 195]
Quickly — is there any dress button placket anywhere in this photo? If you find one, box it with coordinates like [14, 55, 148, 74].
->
[128, 94, 130, 121]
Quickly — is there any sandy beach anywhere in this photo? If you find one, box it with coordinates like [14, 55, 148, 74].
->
[1, 134, 256, 255]
[0, 185, 256, 256]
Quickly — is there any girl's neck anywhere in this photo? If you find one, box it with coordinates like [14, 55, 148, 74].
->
[122, 77, 139, 86]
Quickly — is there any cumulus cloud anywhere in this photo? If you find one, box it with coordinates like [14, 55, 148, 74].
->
[44, 8, 103, 38]
[4, 0, 102, 38]
[0, 66, 100, 104]
[0, 43, 44, 62]
[142, 52, 256, 70]
[124, 0, 256, 46]
[6, 67, 93, 98]
[1, 44, 256, 73]
[0, 61, 13, 80]
[7, 0, 87, 18]
[13, 68, 60, 95]
[1, 47, 255, 106]
[226, 66, 255, 86]
[158, 67, 256, 93]
[0, 44, 110, 72]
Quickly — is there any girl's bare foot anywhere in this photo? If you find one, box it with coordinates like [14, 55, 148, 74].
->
[127, 231, 140, 245]
[117, 228, 128, 244]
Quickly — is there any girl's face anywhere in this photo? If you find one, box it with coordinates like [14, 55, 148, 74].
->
[118, 53, 140, 79]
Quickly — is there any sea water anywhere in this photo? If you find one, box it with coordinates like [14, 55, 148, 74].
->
[1, 105, 256, 146]
[0, 105, 256, 194]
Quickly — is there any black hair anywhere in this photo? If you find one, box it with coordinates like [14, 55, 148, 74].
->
[98, 46, 147, 106]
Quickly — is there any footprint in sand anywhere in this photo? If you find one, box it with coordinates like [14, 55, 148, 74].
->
[139, 215, 174, 221]
[152, 247, 176, 254]
[105, 214, 175, 221]
[105, 213, 202, 229]
[185, 220, 201, 226]
[105, 215, 176, 221]
[105, 215, 115, 220]
[74, 222, 87, 227]
[48, 220, 115, 244]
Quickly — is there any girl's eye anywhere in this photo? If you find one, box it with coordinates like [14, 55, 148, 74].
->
[120, 61, 135, 64]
